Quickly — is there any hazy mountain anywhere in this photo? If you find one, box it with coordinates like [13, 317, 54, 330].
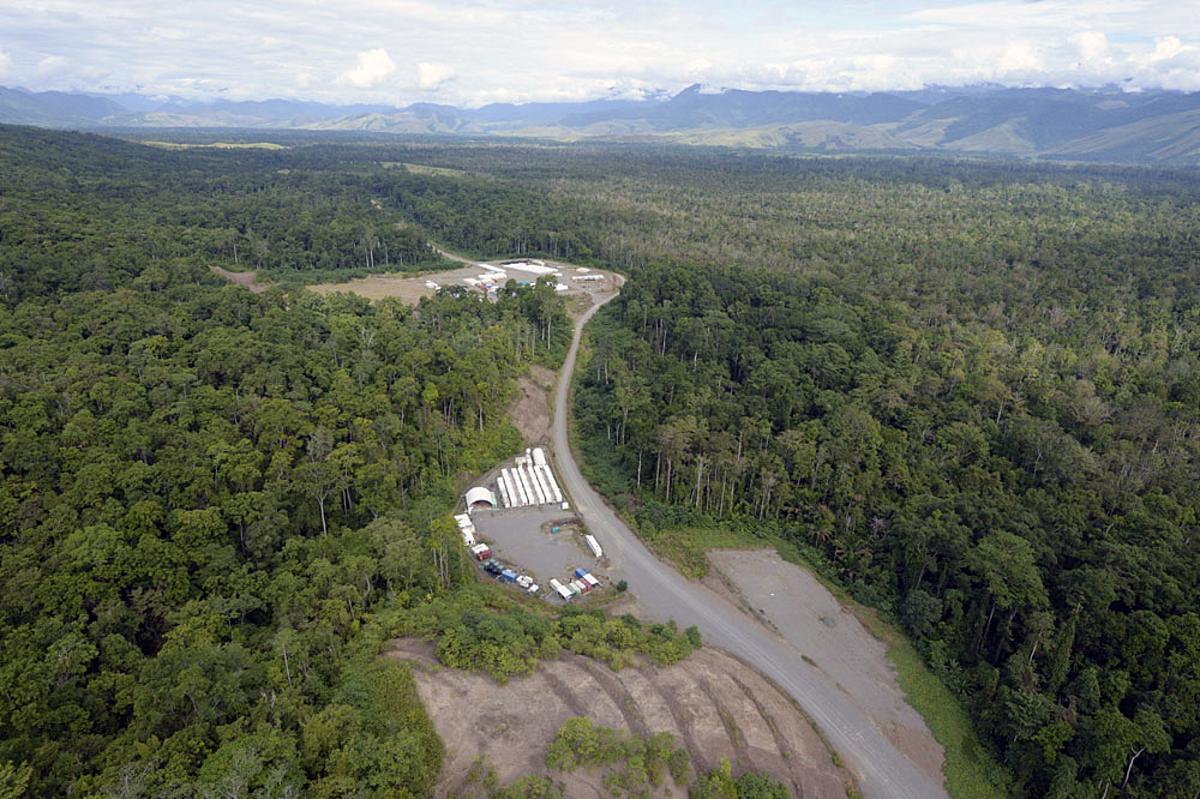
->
[3, 83, 1200, 165]
[0, 87, 128, 125]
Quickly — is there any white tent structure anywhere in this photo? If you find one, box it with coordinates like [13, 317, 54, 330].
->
[464, 486, 497, 510]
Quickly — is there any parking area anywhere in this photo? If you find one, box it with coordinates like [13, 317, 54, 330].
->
[473, 507, 598, 576]
[468, 506, 608, 602]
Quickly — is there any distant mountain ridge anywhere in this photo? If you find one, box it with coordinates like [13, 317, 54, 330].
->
[3, 83, 1200, 165]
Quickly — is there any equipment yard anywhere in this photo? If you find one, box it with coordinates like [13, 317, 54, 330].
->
[459, 447, 610, 603]
[308, 256, 620, 305]
[470, 508, 601, 590]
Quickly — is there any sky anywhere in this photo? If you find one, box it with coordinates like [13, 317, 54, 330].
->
[0, 0, 1197, 107]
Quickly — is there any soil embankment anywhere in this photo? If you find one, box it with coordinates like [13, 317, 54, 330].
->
[389, 639, 850, 799]
[509, 364, 555, 446]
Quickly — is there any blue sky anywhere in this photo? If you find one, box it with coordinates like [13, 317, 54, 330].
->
[0, 1, 1197, 105]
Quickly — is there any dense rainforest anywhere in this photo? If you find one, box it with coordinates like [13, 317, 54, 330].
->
[3, 123, 1199, 798]
[559, 151, 1200, 796]
[0, 125, 596, 797]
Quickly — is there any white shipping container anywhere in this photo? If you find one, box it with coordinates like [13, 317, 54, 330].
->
[533, 466, 553, 504]
[585, 534, 603, 558]
[532, 465, 550, 504]
[496, 475, 512, 508]
[520, 464, 543, 504]
[549, 578, 573, 600]
[461, 529, 476, 547]
[582, 573, 600, 587]
[504, 468, 528, 506]
[510, 469, 528, 506]
[538, 465, 563, 503]
[454, 514, 472, 528]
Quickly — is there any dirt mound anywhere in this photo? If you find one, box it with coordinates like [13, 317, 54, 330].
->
[388, 640, 850, 799]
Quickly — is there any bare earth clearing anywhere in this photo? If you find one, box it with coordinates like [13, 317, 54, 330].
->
[509, 364, 556, 446]
[308, 258, 621, 305]
[210, 265, 268, 293]
[306, 265, 479, 303]
[706, 550, 945, 783]
[388, 639, 850, 799]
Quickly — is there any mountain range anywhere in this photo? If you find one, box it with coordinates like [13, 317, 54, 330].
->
[3, 83, 1200, 165]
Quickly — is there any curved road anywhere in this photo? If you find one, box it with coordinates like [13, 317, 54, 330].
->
[551, 291, 949, 799]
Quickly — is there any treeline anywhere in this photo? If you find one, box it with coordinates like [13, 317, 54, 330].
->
[0, 126, 440, 303]
[406, 599, 700, 681]
[576, 259, 1200, 797]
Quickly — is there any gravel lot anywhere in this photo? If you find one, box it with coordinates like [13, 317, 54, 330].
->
[471, 507, 606, 594]
[708, 549, 945, 782]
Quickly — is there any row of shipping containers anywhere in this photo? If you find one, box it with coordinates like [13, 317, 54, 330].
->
[549, 568, 601, 601]
[497, 448, 566, 509]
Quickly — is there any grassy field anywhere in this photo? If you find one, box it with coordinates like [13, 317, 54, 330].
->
[641, 526, 772, 579]
[882, 637, 1010, 799]
[141, 140, 286, 150]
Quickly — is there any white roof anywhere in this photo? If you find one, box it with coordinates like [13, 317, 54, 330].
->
[465, 486, 496, 507]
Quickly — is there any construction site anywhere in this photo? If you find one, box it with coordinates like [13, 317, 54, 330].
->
[455, 447, 609, 604]
[310, 258, 619, 304]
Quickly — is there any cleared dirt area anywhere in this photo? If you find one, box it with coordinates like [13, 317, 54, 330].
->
[210, 265, 268, 293]
[389, 639, 850, 799]
[307, 265, 477, 303]
[510, 364, 555, 446]
[307, 258, 621, 307]
[707, 550, 945, 783]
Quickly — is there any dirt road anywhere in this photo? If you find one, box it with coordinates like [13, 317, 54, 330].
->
[550, 293, 949, 799]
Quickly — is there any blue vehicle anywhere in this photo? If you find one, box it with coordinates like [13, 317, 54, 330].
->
[574, 567, 589, 579]
[500, 569, 518, 583]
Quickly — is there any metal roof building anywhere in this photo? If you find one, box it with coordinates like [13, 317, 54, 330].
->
[464, 486, 497, 510]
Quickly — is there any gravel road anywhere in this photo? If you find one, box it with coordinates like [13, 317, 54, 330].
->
[551, 292, 949, 799]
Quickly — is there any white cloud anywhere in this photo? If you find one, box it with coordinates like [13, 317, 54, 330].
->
[0, 1, 1197, 103]
[338, 48, 395, 88]
[1072, 31, 1109, 63]
[997, 41, 1043, 73]
[416, 61, 455, 90]
[36, 54, 67, 76]
[1147, 35, 1183, 62]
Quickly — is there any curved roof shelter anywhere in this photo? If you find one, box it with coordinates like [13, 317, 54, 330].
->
[464, 486, 496, 509]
